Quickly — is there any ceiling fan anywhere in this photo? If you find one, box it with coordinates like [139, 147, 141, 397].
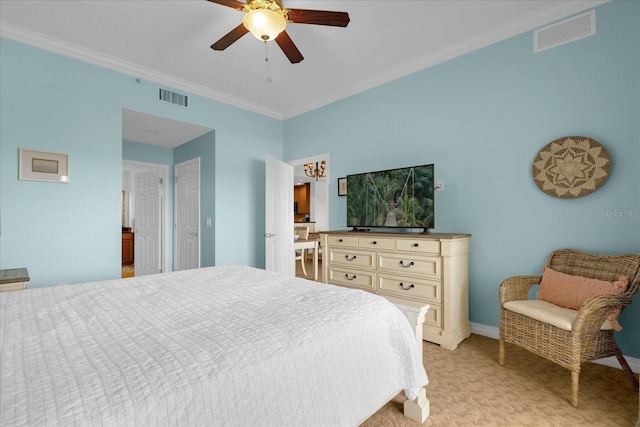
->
[207, 0, 350, 63]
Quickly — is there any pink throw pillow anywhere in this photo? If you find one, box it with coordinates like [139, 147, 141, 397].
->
[538, 267, 629, 330]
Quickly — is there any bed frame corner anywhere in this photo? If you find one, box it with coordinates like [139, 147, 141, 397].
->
[404, 386, 430, 423]
[385, 297, 431, 423]
[384, 297, 429, 358]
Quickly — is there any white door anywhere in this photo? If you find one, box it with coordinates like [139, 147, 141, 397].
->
[134, 169, 163, 276]
[175, 158, 200, 271]
[265, 156, 294, 276]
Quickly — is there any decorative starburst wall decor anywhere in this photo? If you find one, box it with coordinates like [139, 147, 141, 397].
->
[532, 136, 611, 199]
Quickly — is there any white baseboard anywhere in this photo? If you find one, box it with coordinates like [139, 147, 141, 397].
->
[470, 322, 640, 373]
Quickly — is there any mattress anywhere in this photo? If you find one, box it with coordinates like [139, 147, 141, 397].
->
[0, 265, 427, 426]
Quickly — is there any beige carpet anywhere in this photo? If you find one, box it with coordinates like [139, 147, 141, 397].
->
[362, 334, 639, 427]
[296, 256, 323, 282]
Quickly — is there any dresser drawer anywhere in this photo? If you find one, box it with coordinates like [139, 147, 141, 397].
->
[328, 267, 375, 292]
[358, 237, 395, 250]
[396, 239, 441, 254]
[326, 235, 358, 247]
[327, 248, 375, 269]
[377, 273, 441, 303]
[377, 253, 441, 279]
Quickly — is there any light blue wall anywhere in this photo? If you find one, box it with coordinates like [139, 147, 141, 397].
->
[0, 37, 282, 287]
[283, 1, 640, 357]
[0, 40, 124, 286]
[123, 139, 174, 165]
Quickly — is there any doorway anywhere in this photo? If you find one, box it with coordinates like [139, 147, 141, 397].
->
[122, 160, 169, 277]
[289, 153, 330, 232]
[288, 154, 329, 281]
[264, 154, 329, 278]
[122, 108, 213, 275]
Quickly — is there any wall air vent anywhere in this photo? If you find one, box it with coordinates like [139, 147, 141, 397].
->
[534, 10, 595, 53]
[159, 88, 189, 107]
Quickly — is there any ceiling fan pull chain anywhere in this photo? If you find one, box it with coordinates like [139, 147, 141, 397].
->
[264, 41, 272, 83]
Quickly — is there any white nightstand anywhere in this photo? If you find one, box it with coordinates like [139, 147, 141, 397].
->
[0, 268, 29, 292]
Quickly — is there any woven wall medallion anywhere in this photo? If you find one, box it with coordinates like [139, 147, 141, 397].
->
[532, 136, 610, 199]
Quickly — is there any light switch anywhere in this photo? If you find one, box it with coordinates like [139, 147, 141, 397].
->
[206, 217, 212, 227]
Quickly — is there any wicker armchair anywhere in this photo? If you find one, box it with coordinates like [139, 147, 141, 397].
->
[498, 249, 640, 407]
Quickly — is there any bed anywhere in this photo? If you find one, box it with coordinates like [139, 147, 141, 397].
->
[0, 265, 428, 426]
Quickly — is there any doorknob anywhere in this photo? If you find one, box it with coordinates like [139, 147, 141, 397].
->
[264, 233, 277, 238]
[190, 232, 198, 237]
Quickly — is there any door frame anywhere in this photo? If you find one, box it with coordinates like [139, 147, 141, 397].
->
[122, 160, 169, 273]
[288, 153, 330, 232]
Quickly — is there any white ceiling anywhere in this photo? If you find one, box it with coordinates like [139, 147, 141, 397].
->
[122, 109, 213, 147]
[1, 0, 607, 124]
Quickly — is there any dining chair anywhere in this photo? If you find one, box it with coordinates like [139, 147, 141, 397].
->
[304, 232, 322, 262]
[294, 227, 309, 276]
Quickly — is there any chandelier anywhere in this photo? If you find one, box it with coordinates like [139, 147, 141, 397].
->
[304, 160, 326, 181]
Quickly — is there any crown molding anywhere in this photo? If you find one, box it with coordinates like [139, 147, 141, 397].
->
[1, 0, 607, 121]
[281, 0, 609, 119]
[0, 21, 283, 120]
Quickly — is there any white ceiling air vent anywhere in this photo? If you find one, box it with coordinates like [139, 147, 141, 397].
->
[159, 88, 189, 107]
[534, 10, 596, 53]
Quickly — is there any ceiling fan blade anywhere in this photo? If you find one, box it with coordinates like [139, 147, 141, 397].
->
[287, 9, 350, 27]
[206, 0, 246, 10]
[275, 31, 304, 64]
[211, 24, 249, 51]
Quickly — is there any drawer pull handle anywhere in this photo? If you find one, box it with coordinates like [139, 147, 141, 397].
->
[372, 241, 377, 245]
[345, 274, 357, 280]
[399, 260, 415, 268]
[345, 255, 357, 261]
[338, 239, 343, 242]
[399, 282, 415, 290]
[413, 243, 419, 247]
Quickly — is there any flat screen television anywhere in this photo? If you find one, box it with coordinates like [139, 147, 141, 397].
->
[346, 164, 434, 232]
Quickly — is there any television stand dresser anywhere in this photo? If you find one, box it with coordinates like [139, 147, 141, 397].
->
[320, 231, 471, 350]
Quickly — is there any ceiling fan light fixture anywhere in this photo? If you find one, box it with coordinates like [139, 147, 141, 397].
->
[243, 9, 286, 41]
[208, 0, 349, 64]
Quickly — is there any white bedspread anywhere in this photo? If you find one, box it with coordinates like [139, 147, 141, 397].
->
[1, 266, 427, 426]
